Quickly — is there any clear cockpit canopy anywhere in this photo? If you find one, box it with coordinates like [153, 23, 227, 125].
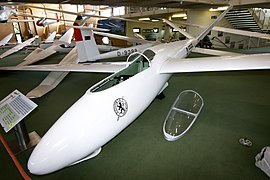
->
[126, 49, 155, 65]
[163, 90, 204, 141]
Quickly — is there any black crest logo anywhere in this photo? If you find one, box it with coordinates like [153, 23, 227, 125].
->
[113, 98, 128, 119]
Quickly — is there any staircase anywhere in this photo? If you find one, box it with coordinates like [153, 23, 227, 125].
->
[225, 9, 262, 32]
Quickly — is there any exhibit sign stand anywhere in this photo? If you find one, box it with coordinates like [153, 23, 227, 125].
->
[0, 89, 40, 154]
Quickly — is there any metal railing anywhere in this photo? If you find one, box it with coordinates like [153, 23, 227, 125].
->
[212, 36, 269, 49]
[122, 7, 182, 18]
[250, 8, 270, 30]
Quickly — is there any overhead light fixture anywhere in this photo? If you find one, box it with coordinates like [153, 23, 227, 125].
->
[138, 17, 150, 21]
[183, 16, 187, 20]
[171, 13, 187, 18]
[151, 19, 159, 22]
[209, 6, 229, 12]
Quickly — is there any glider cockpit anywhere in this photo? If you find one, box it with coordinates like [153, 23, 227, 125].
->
[90, 50, 154, 93]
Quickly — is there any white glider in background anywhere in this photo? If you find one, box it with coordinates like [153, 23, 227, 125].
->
[74, 26, 155, 63]
[25, 15, 92, 98]
[19, 16, 123, 66]
[0, 5, 16, 23]
[2, 6, 270, 175]
[0, 5, 35, 23]
[44, 31, 57, 43]
[30, 31, 57, 51]
[0, 36, 37, 59]
[19, 28, 74, 66]
[35, 13, 60, 27]
[25, 27, 154, 98]
[19, 12, 76, 26]
[33, 31, 73, 53]
[0, 33, 13, 46]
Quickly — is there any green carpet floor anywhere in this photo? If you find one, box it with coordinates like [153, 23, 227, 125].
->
[0, 47, 270, 179]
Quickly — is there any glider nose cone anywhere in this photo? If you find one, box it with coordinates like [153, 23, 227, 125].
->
[27, 93, 111, 175]
[28, 151, 49, 175]
[28, 159, 40, 175]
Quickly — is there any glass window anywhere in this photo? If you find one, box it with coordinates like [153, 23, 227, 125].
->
[100, 8, 112, 17]
[113, 6, 125, 16]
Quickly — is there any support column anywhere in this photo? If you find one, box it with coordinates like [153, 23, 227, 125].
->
[13, 121, 30, 151]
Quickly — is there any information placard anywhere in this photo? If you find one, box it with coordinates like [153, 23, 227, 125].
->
[0, 89, 38, 132]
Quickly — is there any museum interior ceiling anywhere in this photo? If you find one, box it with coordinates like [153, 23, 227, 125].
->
[1, 0, 270, 8]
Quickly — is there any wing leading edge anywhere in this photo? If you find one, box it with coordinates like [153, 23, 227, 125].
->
[160, 53, 270, 74]
[0, 36, 37, 59]
[0, 62, 128, 73]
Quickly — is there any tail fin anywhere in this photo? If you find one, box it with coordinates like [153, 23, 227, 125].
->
[196, 5, 233, 43]
[57, 28, 74, 44]
[45, 31, 56, 43]
[74, 27, 100, 63]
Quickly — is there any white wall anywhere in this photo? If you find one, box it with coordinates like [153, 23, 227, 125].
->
[126, 21, 164, 44]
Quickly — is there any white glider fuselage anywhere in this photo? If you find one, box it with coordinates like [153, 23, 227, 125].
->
[90, 43, 154, 61]
[28, 39, 195, 175]
[39, 42, 74, 53]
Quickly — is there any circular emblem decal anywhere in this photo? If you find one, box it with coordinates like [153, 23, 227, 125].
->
[113, 98, 128, 118]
